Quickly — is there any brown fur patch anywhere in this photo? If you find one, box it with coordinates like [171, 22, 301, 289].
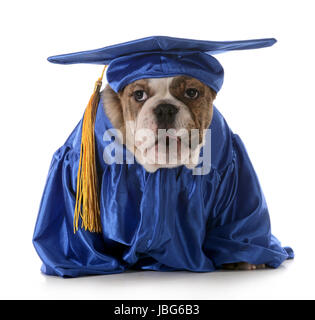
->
[117, 79, 153, 122]
[169, 76, 216, 143]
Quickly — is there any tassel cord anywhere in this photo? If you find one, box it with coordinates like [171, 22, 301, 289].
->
[74, 65, 107, 233]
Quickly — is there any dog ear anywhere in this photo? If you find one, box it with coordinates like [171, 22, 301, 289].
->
[101, 84, 125, 133]
[117, 87, 126, 99]
[210, 88, 217, 101]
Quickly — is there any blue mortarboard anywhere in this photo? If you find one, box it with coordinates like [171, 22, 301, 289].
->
[48, 35, 277, 93]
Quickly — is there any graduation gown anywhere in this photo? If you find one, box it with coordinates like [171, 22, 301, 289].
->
[33, 98, 294, 277]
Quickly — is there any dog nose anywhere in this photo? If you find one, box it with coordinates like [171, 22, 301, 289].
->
[153, 104, 179, 127]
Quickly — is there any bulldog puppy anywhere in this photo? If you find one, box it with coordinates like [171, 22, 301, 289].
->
[102, 75, 266, 271]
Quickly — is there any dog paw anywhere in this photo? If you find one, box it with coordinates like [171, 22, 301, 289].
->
[222, 262, 266, 271]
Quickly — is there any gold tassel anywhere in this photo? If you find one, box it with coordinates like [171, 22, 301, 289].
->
[74, 66, 107, 234]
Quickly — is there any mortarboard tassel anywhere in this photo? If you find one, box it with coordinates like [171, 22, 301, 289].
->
[74, 66, 107, 234]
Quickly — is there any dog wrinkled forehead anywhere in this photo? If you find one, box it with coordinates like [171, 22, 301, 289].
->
[121, 76, 212, 98]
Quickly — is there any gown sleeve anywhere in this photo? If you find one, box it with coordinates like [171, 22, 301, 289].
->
[32, 128, 125, 277]
[203, 134, 294, 268]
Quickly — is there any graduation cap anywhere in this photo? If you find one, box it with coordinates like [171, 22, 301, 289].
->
[48, 35, 276, 93]
[47, 36, 277, 233]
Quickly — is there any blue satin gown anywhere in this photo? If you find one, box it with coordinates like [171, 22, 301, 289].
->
[33, 98, 294, 277]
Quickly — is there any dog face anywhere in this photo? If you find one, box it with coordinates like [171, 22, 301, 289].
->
[102, 76, 216, 172]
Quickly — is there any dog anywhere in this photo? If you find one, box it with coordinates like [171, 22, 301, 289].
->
[102, 75, 266, 271]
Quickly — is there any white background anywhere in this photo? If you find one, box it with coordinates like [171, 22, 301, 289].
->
[0, 0, 314, 300]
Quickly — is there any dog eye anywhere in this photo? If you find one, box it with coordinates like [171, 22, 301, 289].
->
[185, 88, 199, 99]
[133, 90, 148, 102]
